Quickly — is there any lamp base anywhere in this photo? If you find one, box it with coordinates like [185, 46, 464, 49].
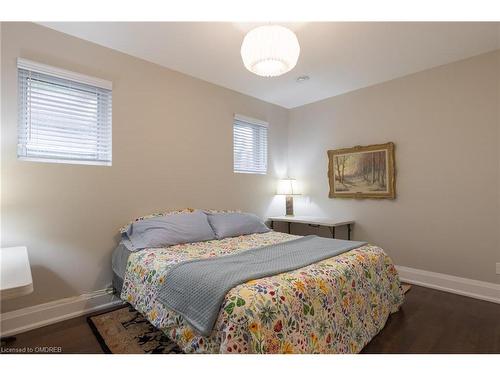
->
[285, 195, 294, 216]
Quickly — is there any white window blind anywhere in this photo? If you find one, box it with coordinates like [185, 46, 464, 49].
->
[17, 58, 112, 166]
[233, 114, 268, 174]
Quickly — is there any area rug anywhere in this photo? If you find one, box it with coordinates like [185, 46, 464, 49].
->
[87, 305, 183, 354]
[402, 283, 411, 294]
[89, 284, 412, 354]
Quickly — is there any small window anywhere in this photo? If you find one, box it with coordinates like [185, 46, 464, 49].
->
[17, 58, 112, 166]
[233, 114, 268, 174]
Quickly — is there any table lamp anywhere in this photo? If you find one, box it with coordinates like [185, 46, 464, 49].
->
[277, 178, 301, 216]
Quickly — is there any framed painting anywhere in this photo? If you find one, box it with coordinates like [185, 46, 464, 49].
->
[328, 142, 396, 199]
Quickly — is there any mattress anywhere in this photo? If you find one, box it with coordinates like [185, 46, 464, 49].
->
[111, 242, 133, 294]
[120, 231, 404, 353]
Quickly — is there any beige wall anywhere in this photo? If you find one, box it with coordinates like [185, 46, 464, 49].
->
[288, 50, 500, 284]
[0, 23, 289, 312]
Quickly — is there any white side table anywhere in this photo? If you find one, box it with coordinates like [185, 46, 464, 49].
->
[1, 246, 33, 299]
[1, 246, 34, 344]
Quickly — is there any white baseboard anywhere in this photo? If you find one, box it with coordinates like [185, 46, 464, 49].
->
[0, 288, 124, 336]
[396, 265, 500, 304]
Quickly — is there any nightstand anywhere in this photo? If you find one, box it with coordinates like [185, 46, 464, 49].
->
[1, 246, 34, 344]
[268, 216, 355, 240]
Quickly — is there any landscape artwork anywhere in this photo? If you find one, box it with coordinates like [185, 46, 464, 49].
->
[328, 142, 396, 199]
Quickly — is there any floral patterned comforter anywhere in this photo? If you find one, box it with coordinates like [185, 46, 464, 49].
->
[121, 231, 404, 353]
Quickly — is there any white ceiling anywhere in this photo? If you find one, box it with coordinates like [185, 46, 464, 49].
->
[40, 22, 500, 108]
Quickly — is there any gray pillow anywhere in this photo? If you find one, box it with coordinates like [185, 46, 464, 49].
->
[123, 210, 216, 251]
[207, 212, 270, 239]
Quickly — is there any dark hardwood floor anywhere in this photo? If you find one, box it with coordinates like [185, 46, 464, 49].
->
[1, 285, 499, 354]
[362, 285, 500, 353]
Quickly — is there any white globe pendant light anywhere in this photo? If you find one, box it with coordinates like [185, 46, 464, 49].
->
[241, 25, 300, 77]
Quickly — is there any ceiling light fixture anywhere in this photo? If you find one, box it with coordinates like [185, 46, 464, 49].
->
[241, 25, 300, 78]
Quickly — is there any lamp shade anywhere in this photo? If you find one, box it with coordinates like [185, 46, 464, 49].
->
[241, 25, 300, 77]
[277, 179, 301, 195]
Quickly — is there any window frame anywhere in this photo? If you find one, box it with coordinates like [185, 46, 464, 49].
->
[232, 114, 268, 175]
[17, 58, 113, 166]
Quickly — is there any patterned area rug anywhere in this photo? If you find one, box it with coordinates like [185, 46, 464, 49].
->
[402, 283, 411, 294]
[88, 305, 183, 354]
[89, 284, 412, 354]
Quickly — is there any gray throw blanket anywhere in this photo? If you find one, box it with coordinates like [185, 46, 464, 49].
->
[157, 235, 366, 335]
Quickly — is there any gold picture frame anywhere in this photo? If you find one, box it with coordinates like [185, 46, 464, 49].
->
[328, 142, 396, 199]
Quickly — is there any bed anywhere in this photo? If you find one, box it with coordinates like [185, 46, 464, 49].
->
[113, 219, 404, 354]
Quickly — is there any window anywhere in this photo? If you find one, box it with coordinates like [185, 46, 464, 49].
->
[233, 114, 268, 174]
[17, 58, 112, 166]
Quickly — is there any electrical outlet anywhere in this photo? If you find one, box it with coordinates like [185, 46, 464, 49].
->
[496, 263, 500, 275]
